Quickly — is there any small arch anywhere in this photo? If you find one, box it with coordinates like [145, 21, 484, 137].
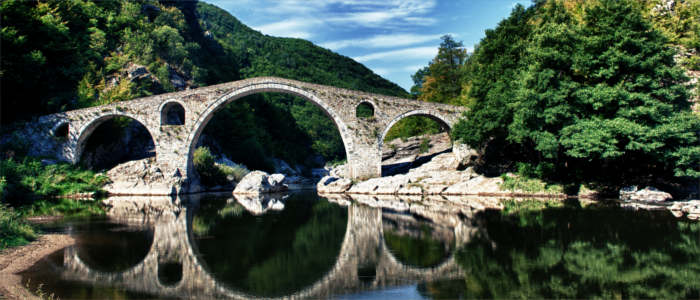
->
[379, 110, 451, 149]
[160, 101, 186, 125]
[356, 101, 375, 119]
[52, 122, 69, 139]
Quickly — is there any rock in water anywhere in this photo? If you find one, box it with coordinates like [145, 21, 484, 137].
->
[317, 176, 353, 194]
[233, 171, 288, 195]
[619, 186, 672, 202]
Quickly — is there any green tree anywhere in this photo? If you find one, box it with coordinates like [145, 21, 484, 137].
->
[453, 0, 700, 187]
[410, 66, 429, 98]
[418, 35, 468, 104]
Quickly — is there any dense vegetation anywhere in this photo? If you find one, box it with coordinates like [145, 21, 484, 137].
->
[409, 0, 700, 193]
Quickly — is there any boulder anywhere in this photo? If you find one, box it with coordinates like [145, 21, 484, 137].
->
[317, 176, 353, 194]
[668, 200, 700, 220]
[233, 171, 288, 195]
[620, 186, 672, 202]
[104, 158, 182, 195]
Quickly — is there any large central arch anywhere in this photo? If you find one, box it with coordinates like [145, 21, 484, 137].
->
[184, 82, 355, 179]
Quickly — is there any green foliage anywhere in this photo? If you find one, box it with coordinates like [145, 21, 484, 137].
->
[417, 35, 469, 105]
[419, 137, 431, 153]
[0, 204, 36, 250]
[193, 146, 227, 187]
[500, 174, 565, 194]
[355, 102, 374, 119]
[217, 163, 250, 182]
[452, 0, 700, 188]
[384, 115, 444, 142]
[0, 156, 108, 205]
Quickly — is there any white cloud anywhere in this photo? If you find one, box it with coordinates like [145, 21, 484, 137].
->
[321, 33, 442, 50]
[353, 46, 437, 62]
[253, 18, 321, 39]
[249, 0, 437, 37]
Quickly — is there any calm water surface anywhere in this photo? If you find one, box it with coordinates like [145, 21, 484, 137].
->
[22, 192, 700, 299]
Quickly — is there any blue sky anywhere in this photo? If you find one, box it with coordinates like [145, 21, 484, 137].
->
[206, 0, 533, 91]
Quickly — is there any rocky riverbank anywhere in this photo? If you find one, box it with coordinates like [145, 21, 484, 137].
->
[318, 152, 565, 198]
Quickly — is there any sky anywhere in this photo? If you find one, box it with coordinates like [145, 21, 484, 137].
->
[206, 0, 533, 91]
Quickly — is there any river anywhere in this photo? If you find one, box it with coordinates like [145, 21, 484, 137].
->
[20, 192, 700, 299]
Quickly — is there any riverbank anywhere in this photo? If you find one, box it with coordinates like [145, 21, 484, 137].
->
[0, 234, 75, 300]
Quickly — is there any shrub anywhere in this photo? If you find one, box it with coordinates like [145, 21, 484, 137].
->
[419, 137, 431, 153]
[0, 204, 36, 250]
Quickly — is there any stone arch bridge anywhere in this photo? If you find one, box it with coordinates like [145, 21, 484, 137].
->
[23, 77, 467, 193]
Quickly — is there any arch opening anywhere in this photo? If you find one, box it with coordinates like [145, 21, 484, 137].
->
[186, 86, 351, 189]
[158, 261, 183, 286]
[53, 122, 69, 139]
[161, 101, 185, 125]
[356, 102, 374, 119]
[380, 113, 452, 176]
[77, 115, 156, 171]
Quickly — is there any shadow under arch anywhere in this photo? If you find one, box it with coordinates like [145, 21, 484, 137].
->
[183, 82, 354, 180]
[74, 113, 157, 167]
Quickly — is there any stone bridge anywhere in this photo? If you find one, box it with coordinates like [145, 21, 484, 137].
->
[23, 77, 467, 193]
[60, 197, 469, 299]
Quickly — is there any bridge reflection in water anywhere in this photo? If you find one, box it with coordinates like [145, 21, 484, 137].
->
[58, 193, 478, 299]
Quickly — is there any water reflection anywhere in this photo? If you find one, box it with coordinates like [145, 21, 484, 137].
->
[20, 193, 700, 299]
[191, 192, 348, 297]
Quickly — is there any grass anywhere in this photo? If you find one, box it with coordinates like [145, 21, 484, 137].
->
[499, 174, 564, 194]
[1, 156, 109, 203]
[217, 163, 250, 182]
[0, 155, 109, 250]
[0, 204, 37, 250]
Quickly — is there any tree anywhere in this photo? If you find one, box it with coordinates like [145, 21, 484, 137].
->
[409, 66, 429, 98]
[418, 35, 468, 104]
[453, 0, 700, 187]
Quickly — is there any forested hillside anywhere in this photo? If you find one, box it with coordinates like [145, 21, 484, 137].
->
[1, 0, 407, 168]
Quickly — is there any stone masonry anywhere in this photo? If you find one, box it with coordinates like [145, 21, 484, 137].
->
[19, 77, 467, 194]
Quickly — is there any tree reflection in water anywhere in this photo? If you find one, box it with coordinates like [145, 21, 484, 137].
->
[192, 192, 348, 297]
[424, 206, 700, 299]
